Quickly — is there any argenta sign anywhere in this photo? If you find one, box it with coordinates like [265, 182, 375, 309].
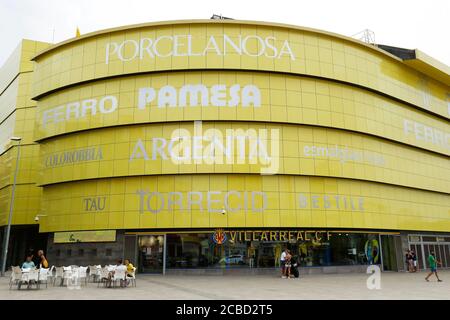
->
[105, 34, 296, 63]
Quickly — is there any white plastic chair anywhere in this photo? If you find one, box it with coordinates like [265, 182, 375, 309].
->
[107, 265, 116, 272]
[47, 265, 55, 284]
[88, 265, 96, 282]
[78, 266, 88, 285]
[98, 267, 111, 288]
[54, 267, 64, 286]
[112, 268, 126, 288]
[9, 266, 22, 290]
[126, 267, 137, 287]
[60, 266, 72, 286]
[20, 269, 39, 290]
[38, 268, 49, 288]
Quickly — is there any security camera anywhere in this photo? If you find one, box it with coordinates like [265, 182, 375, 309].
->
[34, 214, 47, 222]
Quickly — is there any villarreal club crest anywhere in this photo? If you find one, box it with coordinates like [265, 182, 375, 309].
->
[212, 229, 227, 245]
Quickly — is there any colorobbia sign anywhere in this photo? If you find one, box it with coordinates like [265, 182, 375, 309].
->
[105, 34, 296, 63]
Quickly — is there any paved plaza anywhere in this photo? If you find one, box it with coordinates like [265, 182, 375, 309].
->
[1, 270, 449, 300]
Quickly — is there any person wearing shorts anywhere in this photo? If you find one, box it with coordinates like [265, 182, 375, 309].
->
[405, 250, 413, 272]
[284, 250, 292, 279]
[425, 251, 442, 282]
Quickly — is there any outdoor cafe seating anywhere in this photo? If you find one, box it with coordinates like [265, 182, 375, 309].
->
[9, 264, 136, 290]
[9, 266, 47, 290]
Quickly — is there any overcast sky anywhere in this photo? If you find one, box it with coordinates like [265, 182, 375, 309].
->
[0, 0, 449, 67]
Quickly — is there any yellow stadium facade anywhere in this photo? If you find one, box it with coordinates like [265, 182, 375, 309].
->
[1, 20, 449, 274]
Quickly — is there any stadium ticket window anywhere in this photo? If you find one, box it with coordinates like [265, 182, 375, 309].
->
[138, 235, 165, 273]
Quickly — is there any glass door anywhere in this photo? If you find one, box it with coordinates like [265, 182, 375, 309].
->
[138, 235, 165, 273]
[414, 244, 424, 271]
[437, 244, 447, 268]
[380, 235, 398, 271]
[423, 244, 431, 268]
[443, 245, 450, 268]
[435, 245, 442, 268]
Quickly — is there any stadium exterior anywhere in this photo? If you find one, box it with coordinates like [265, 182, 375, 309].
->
[0, 19, 449, 274]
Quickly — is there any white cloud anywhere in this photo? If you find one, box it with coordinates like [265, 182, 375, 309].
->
[0, 0, 449, 66]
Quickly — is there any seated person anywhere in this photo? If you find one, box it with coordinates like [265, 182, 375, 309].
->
[115, 259, 127, 287]
[124, 259, 134, 277]
[21, 255, 36, 269]
[116, 259, 127, 270]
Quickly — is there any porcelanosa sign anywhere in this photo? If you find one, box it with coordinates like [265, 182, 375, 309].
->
[105, 34, 296, 64]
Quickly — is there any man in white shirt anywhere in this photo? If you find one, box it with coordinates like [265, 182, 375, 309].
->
[280, 249, 288, 278]
[109, 259, 127, 287]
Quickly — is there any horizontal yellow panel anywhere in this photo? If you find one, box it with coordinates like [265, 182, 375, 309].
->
[1, 39, 50, 94]
[0, 183, 43, 226]
[54, 230, 116, 243]
[38, 174, 450, 233]
[0, 144, 41, 189]
[37, 121, 450, 193]
[31, 22, 449, 119]
[35, 71, 450, 155]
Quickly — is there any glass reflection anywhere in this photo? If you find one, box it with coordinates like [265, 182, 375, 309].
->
[162, 232, 380, 269]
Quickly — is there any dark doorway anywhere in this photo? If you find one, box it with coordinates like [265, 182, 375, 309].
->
[380, 235, 399, 271]
[1, 225, 48, 269]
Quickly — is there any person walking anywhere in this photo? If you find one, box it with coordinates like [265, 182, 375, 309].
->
[425, 251, 443, 282]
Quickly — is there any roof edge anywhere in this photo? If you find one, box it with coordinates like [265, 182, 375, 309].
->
[30, 19, 404, 62]
[30, 19, 449, 85]
[377, 44, 450, 85]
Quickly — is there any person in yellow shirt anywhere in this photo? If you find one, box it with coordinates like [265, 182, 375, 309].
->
[124, 259, 134, 276]
[124, 259, 135, 287]
[36, 250, 49, 269]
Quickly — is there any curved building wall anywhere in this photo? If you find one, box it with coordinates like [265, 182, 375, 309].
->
[32, 21, 449, 119]
[30, 20, 450, 234]
[0, 40, 49, 227]
[38, 122, 449, 192]
[41, 175, 449, 232]
[35, 71, 449, 155]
